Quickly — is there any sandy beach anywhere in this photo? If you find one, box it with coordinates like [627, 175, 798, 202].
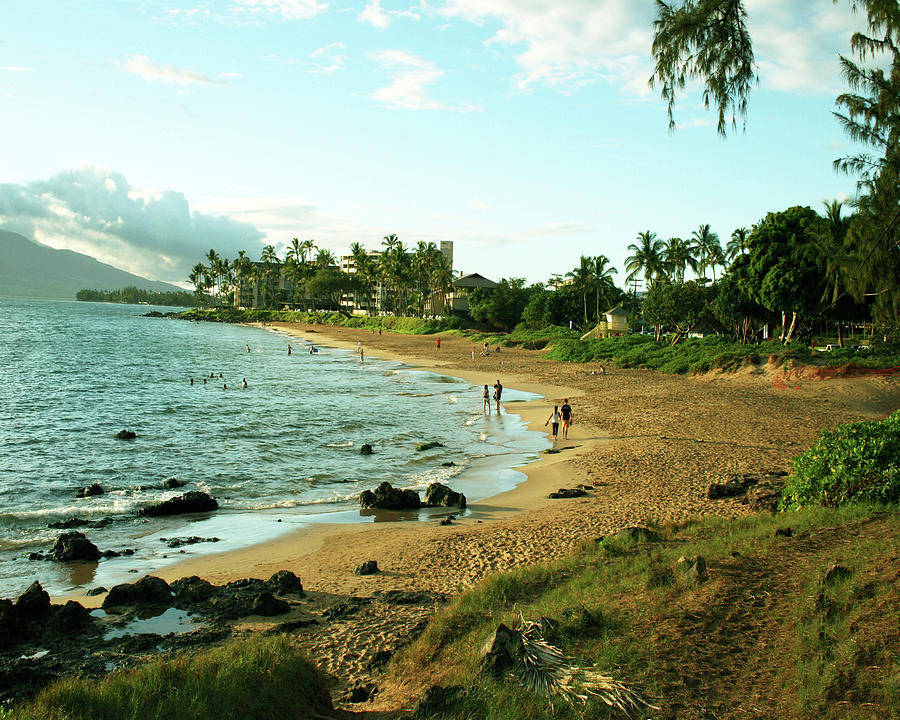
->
[61, 324, 900, 707]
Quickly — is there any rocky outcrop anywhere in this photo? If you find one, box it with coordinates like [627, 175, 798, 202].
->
[478, 623, 522, 678]
[160, 536, 220, 548]
[266, 570, 304, 595]
[47, 517, 114, 530]
[162, 477, 184, 489]
[171, 576, 216, 603]
[676, 555, 708, 585]
[359, 443, 374, 455]
[251, 592, 290, 617]
[115, 430, 137, 440]
[548, 487, 587, 499]
[423, 483, 466, 508]
[50, 532, 100, 562]
[139, 491, 218, 517]
[708, 469, 788, 509]
[102, 576, 173, 609]
[354, 560, 379, 576]
[359, 482, 421, 510]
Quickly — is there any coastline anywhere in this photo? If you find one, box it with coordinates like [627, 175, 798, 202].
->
[58, 321, 596, 606]
[57, 321, 900, 608]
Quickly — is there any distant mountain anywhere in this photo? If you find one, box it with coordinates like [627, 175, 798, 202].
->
[0, 230, 186, 299]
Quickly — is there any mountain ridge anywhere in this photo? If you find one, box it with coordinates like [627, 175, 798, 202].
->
[0, 230, 186, 299]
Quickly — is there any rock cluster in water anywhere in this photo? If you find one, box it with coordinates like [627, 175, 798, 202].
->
[358, 482, 466, 510]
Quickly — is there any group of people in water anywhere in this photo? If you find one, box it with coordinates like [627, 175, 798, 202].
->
[189, 372, 248, 389]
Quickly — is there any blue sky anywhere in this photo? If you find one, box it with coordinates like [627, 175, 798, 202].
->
[0, 0, 871, 287]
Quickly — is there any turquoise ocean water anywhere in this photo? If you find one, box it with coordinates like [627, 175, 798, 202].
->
[0, 298, 547, 597]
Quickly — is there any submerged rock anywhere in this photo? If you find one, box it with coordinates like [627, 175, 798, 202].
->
[415, 441, 444, 452]
[139, 491, 218, 517]
[162, 477, 184, 489]
[76, 483, 104, 498]
[115, 430, 137, 440]
[359, 443, 374, 455]
[423, 483, 466, 508]
[50, 532, 100, 562]
[359, 482, 421, 510]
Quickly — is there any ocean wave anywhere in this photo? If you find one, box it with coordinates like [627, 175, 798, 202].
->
[326, 441, 355, 448]
[238, 492, 359, 510]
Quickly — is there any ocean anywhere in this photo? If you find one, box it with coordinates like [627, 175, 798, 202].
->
[0, 297, 547, 597]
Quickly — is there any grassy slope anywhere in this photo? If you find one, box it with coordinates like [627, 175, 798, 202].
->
[385, 504, 899, 720]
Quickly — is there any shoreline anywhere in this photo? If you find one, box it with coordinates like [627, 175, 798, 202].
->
[57, 322, 598, 606]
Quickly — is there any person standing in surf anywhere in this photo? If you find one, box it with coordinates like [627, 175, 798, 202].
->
[482, 385, 491, 414]
[493, 379, 503, 413]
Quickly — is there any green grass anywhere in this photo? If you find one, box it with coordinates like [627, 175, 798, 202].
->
[388, 505, 899, 719]
[8, 636, 330, 720]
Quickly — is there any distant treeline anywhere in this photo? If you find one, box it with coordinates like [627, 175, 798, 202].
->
[76, 286, 198, 307]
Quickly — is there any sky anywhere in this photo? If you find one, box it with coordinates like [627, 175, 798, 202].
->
[0, 0, 874, 289]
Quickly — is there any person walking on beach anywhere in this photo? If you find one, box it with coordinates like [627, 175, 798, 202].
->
[560, 399, 573, 440]
[471, 346, 476, 361]
[436, 336, 441, 349]
[493, 379, 503, 413]
[545, 405, 560, 441]
[482, 384, 491, 414]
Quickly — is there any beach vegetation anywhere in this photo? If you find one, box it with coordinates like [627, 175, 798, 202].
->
[75, 286, 197, 307]
[5, 635, 330, 720]
[389, 504, 898, 719]
[781, 411, 900, 509]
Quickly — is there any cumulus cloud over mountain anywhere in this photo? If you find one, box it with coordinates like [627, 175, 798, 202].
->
[0, 167, 265, 285]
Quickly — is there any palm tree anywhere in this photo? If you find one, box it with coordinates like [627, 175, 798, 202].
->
[692, 224, 723, 282]
[205, 249, 221, 304]
[233, 250, 254, 308]
[816, 200, 852, 346]
[189, 262, 207, 306]
[566, 256, 594, 326]
[315, 248, 336, 268]
[625, 230, 666, 288]
[726, 227, 749, 263]
[379, 234, 404, 314]
[430, 251, 454, 316]
[260, 245, 280, 309]
[349, 242, 374, 314]
[662, 237, 698, 282]
[590, 255, 618, 319]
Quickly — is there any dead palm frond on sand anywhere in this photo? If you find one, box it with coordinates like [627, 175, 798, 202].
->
[513, 614, 660, 717]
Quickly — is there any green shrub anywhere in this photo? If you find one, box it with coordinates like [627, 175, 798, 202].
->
[781, 411, 900, 509]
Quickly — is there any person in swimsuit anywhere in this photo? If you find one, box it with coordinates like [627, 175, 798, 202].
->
[241, 378, 248, 389]
[493, 379, 503, 413]
[560, 399, 573, 440]
[482, 385, 491, 414]
[545, 405, 560, 441]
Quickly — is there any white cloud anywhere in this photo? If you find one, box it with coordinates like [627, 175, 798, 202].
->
[358, 0, 419, 29]
[359, 0, 390, 28]
[120, 55, 236, 87]
[229, 0, 326, 20]
[439, 0, 656, 94]
[0, 166, 265, 284]
[370, 49, 479, 111]
[309, 42, 346, 73]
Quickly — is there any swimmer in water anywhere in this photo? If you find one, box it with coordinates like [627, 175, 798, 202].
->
[246, 345, 251, 353]
[241, 378, 248, 389]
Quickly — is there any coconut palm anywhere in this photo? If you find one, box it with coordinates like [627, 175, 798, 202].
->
[189, 262, 207, 306]
[726, 227, 749, 263]
[233, 250, 254, 308]
[566, 255, 594, 326]
[260, 244, 280, 309]
[816, 200, 852, 346]
[315, 248, 336, 268]
[692, 224, 724, 282]
[430, 251, 454, 316]
[590, 255, 618, 319]
[662, 237, 698, 282]
[625, 230, 666, 288]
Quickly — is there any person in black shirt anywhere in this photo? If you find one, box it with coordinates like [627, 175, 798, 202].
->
[493, 380, 503, 413]
[560, 399, 573, 440]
